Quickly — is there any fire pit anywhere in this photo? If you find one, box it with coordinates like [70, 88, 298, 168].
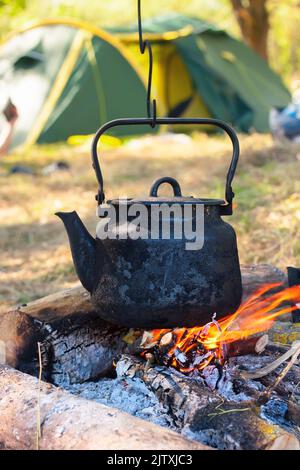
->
[138, 283, 300, 374]
[0, 264, 299, 450]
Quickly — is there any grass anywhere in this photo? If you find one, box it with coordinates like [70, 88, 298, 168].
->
[0, 132, 299, 312]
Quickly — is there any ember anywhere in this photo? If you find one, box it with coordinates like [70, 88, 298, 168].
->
[141, 283, 300, 374]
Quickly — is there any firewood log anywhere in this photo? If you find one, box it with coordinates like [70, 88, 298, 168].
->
[265, 434, 300, 450]
[226, 334, 269, 357]
[0, 365, 211, 451]
[241, 264, 286, 300]
[0, 286, 131, 385]
[160, 332, 173, 347]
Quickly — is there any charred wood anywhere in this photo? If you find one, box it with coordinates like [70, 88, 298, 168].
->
[226, 334, 268, 357]
[116, 355, 299, 450]
[0, 286, 133, 385]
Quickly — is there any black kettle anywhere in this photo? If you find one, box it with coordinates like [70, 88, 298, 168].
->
[57, 117, 242, 329]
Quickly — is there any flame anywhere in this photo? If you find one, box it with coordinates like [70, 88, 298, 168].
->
[144, 283, 300, 373]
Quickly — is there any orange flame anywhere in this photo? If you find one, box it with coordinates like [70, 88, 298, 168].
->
[145, 284, 300, 373]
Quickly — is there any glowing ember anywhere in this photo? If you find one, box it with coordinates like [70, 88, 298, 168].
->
[141, 283, 300, 374]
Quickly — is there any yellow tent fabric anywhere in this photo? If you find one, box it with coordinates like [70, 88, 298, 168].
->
[112, 14, 291, 132]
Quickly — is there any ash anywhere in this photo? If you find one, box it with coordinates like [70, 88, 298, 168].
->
[64, 348, 300, 449]
[65, 376, 173, 429]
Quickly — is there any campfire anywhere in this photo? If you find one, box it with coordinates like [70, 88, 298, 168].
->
[139, 283, 300, 375]
[1, 265, 300, 450]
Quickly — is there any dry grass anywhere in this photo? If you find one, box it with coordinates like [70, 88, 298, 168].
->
[0, 132, 299, 312]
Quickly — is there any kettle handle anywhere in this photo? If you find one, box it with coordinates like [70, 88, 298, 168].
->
[92, 117, 240, 215]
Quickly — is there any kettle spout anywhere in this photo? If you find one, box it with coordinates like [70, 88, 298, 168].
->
[56, 211, 98, 293]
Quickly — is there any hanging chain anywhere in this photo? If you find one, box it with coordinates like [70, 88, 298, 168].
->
[137, 0, 157, 127]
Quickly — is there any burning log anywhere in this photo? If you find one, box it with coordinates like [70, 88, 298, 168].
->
[137, 279, 300, 374]
[140, 330, 158, 349]
[116, 355, 299, 450]
[139, 328, 269, 374]
[226, 334, 269, 357]
[140, 330, 173, 353]
[159, 332, 173, 348]
[0, 365, 211, 451]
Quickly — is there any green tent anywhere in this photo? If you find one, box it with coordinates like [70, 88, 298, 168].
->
[0, 15, 291, 148]
[0, 19, 147, 148]
[112, 14, 291, 132]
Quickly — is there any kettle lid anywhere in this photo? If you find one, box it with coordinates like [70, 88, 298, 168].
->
[109, 177, 225, 207]
[108, 196, 225, 207]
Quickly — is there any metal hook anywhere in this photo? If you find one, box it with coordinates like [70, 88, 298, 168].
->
[138, 0, 157, 128]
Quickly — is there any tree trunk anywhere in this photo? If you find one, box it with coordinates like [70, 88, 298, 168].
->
[230, 0, 269, 61]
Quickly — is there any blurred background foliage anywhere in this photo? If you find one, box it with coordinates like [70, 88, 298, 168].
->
[0, 0, 300, 85]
